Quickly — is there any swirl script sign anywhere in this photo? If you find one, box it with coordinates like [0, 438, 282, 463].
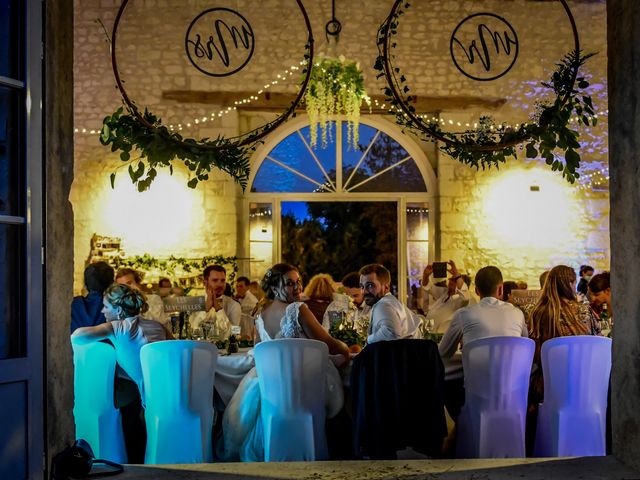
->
[185, 8, 255, 77]
[450, 13, 518, 82]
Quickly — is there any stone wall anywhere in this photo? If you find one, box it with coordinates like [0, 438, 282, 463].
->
[73, 0, 609, 292]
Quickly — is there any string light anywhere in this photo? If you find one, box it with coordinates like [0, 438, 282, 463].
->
[75, 61, 308, 135]
[74, 68, 608, 136]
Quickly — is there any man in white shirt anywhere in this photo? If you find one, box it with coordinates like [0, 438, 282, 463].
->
[360, 264, 419, 344]
[438, 265, 528, 419]
[190, 265, 241, 334]
[419, 261, 471, 333]
[235, 276, 258, 337]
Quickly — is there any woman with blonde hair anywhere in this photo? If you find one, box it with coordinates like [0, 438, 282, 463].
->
[526, 265, 600, 451]
[303, 273, 337, 327]
[71, 283, 173, 405]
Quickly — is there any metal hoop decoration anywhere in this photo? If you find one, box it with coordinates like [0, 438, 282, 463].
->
[111, 0, 315, 150]
[379, 0, 581, 152]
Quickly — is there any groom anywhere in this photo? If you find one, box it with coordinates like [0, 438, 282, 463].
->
[360, 263, 419, 344]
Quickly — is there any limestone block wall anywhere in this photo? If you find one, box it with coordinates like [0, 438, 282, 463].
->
[73, 0, 609, 292]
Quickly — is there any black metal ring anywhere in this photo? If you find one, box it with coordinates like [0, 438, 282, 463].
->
[379, 0, 580, 151]
[111, 0, 315, 149]
[326, 19, 342, 37]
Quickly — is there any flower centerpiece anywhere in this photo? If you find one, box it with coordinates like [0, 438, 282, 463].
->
[304, 56, 371, 150]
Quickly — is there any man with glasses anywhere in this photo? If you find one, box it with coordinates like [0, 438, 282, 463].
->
[360, 264, 419, 344]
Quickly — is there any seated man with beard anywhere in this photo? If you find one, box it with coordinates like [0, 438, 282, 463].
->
[360, 264, 419, 344]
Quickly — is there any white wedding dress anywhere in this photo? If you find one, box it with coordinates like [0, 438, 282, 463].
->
[218, 301, 344, 462]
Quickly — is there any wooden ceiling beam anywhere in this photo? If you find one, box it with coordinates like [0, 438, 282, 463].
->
[161, 90, 506, 113]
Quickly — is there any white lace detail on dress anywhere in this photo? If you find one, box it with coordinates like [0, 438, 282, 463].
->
[276, 302, 304, 339]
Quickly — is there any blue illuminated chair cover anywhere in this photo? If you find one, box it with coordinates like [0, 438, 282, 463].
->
[141, 340, 218, 464]
[534, 335, 612, 457]
[456, 336, 535, 458]
[254, 338, 329, 461]
[72, 342, 127, 463]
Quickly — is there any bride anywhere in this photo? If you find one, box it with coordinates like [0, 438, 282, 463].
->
[219, 263, 350, 461]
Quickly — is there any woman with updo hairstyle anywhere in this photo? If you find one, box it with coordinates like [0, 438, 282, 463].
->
[219, 263, 349, 461]
[71, 283, 173, 406]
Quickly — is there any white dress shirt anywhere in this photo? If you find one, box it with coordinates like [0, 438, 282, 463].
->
[237, 290, 259, 337]
[367, 293, 419, 344]
[190, 294, 242, 332]
[424, 284, 471, 333]
[238, 290, 259, 315]
[438, 296, 528, 360]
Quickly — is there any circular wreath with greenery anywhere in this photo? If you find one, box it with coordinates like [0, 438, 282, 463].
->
[375, 1, 597, 183]
[101, 0, 315, 192]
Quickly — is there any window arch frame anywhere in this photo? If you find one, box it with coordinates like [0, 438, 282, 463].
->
[242, 115, 438, 304]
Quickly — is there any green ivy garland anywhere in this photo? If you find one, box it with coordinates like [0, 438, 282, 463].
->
[110, 253, 239, 286]
[375, 1, 597, 183]
[304, 56, 371, 149]
[100, 107, 254, 191]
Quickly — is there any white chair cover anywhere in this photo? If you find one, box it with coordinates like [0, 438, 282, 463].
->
[534, 335, 612, 457]
[141, 340, 218, 464]
[254, 338, 329, 461]
[456, 336, 535, 458]
[72, 342, 127, 463]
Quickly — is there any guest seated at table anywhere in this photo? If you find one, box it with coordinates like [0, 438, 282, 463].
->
[526, 264, 600, 452]
[190, 264, 242, 336]
[304, 273, 336, 328]
[116, 268, 168, 327]
[70, 283, 173, 406]
[419, 261, 471, 333]
[248, 281, 265, 304]
[360, 263, 419, 344]
[219, 263, 349, 461]
[588, 271, 612, 323]
[323, 272, 371, 331]
[438, 266, 528, 420]
[71, 261, 114, 333]
[156, 277, 173, 298]
[577, 264, 595, 296]
[502, 280, 518, 303]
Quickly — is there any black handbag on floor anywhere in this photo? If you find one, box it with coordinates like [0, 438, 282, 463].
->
[50, 439, 124, 479]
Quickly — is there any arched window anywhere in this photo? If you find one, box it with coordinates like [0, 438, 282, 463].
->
[245, 117, 436, 306]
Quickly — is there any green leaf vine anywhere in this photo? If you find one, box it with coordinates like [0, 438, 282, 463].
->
[375, 2, 597, 183]
[100, 106, 254, 191]
[111, 253, 239, 286]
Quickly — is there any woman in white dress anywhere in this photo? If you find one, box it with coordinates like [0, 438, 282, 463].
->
[219, 263, 350, 461]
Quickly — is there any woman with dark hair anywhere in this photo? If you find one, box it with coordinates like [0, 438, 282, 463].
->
[588, 272, 612, 322]
[71, 283, 173, 405]
[219, 263, 349, 461]
[502, 280, 518, 303]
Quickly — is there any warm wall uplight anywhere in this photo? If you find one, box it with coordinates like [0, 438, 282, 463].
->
[478, 169, 581, 253]
[100, 172, 197, 254]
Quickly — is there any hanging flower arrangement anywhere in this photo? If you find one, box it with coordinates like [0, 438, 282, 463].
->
[304, 56, 370, 150]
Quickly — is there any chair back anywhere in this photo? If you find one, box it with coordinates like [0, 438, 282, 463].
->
[72, 342, 127, 463]
[350, 339, 446, 459]
[141, 340, 218, 464]
[254, 338, 328, 461]
[457, 336, 535, 458]
[534, 335, 612, 457]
